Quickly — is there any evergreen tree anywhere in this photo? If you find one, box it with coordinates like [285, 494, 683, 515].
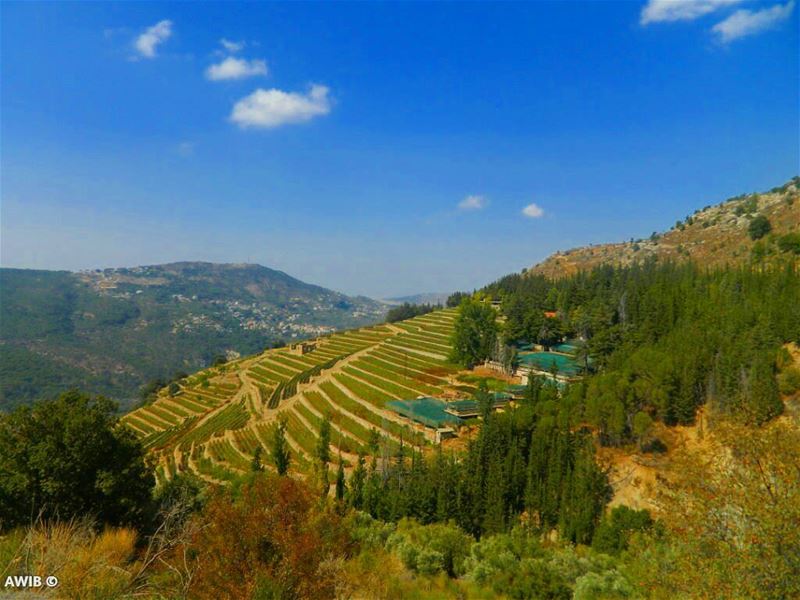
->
[270, 418, 291, 476]
[317, 415, 331, 466]
[335, 457, 345, 501]
[347, 453, 366, 509]
[747, 351, 782, 424]
[250, 446, 264, 472]
[450, 298, 498, 367]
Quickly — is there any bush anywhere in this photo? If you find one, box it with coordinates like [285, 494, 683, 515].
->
[573, 569, 634, 599]
[777, 233, 800, 255]
[0, 391, 154, 529]
[748, 215, 772, 240]
[180, 474, 353, 600]
[591, 506, 654, 555]
[0, 519, 138, 598]
[385, 519, 473, 577]
[778, 367, 800, 396]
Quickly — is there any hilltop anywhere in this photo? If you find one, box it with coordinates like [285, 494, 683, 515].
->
[529, 177, 800, 278]
[0, 262, 386, 410]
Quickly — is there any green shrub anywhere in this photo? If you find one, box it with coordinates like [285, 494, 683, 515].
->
[748, 215, 772, 240]
[778, 367, 800, 396]
[385, 519, 473, 577]
[573, 569, 634, 599]
[777, 233, 800, 254]
[591, 506, 654, 555]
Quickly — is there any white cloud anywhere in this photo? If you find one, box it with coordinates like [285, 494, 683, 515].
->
[134, 19, 172, 58]
[230, 85, 332, 129]
[521, 203, 544, 218]
[458, 195, 487, 211]
[640, 0, 743, 24]
[206, 57, 268, 81]
[712, 0, 795, 42]
[220, 38, 244, 53]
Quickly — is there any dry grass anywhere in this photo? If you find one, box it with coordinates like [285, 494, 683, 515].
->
[1, 518, 138, 599]
[530, 183, 800, 278]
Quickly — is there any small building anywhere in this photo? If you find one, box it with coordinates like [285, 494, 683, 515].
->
[289, 341, 316, 355]
[443, 394, 511, 418]
[386, 397, 463, 442]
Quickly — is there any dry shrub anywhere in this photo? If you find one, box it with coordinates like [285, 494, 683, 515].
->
[2, 518, 138, 599]
[628, 420, 800, 599]
[180, 474, 354, 600]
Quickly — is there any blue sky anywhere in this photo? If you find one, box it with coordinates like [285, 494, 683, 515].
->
[1, 1, 797, 298]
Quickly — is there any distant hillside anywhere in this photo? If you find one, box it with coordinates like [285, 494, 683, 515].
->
[385, 292, 450, 306]
[0, 262, 387, 411]
[530, 177, 800, 278]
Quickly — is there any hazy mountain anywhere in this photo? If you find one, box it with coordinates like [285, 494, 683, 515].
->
[0, 262, 387, 410]
[384, 292, 451, 306]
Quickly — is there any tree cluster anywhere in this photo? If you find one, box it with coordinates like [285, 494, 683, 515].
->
[343, 381, 610, 543]
[385, 302, 437, 323]
[478, 261, 798, 443]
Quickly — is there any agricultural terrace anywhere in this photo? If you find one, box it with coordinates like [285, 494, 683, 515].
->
[123, 308, 466, 485]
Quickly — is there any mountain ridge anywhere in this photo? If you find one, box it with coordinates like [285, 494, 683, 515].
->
[0, 261, 387, 410]
[528, 177, 800, 278]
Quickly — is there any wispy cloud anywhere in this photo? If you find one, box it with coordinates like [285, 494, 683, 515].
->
[458, 195, 487, 211]
[176, 141, 195, 157]
[230, 85, 332, 129]
[206, 57, 268, 81]
[521, 203, 544, 218]
[712, 0, 795, 42]
[640, 0, 743, 25]
[134, 20, 172, 59]
[220, 38, 244, 53]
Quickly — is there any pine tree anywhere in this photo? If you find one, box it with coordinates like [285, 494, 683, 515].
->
[347, 453, 366, 509]
[335, 456, 345, 501]
[317, 415, 331, 466]
[747, 352, 782, 424]
[250, 446, 264, 472]
[270, 418, 291, 476]
[450, 298, 498, 367]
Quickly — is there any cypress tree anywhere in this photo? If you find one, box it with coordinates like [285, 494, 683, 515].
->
[270, 418, 291, 476]
[335, 457, 345, 501]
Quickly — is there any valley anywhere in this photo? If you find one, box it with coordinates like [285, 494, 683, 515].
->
[0, 262, 387, 410]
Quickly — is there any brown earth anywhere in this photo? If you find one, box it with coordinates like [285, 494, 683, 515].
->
[529, 178, 799, 279]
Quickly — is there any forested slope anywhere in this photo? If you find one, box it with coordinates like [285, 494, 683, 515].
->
[0, 262, 386, 410]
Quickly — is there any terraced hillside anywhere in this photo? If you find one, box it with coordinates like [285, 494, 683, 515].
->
[123, 309, 468, 484]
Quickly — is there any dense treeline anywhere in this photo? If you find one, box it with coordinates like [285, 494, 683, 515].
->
[3, 386, 798, 597]
[478, 261, 800, 442]
[345, 381, 610, 542]
[384, 302, 438, 323]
